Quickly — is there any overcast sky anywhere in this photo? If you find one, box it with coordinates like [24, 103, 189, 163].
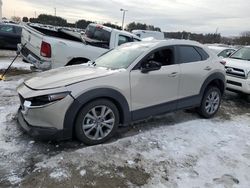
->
[2, 0, 250, 36]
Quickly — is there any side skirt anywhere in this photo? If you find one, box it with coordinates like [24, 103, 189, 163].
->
[131, 95, 201, 121]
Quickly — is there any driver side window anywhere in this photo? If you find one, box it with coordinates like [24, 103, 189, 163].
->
[141, 47, 175, 68]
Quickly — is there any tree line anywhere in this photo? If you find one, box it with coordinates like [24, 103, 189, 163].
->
[18, 14, 250, 45]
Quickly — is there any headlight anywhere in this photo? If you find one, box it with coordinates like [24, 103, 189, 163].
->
[27, 92, 70, 106]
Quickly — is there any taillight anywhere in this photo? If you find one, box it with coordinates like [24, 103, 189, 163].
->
[40, 41, 51, 58]
[219, 60, 226, 66]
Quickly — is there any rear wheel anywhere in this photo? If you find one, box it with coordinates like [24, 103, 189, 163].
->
[198, 86, 221, 118]
[75, 99, 119, 145]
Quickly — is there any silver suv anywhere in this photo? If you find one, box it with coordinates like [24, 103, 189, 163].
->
[17, 40, 226, 145]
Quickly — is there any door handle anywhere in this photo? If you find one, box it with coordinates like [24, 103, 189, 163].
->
[204, 66, 212, 71]
[168, 72, 178, 77]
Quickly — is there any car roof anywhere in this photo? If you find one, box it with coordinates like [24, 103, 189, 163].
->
[0, 23, 22, 28]
[207, 45, 235, 50]
[127, 39, 205, 48]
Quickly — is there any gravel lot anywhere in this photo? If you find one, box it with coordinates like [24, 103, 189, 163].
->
[0, 55, 249, 188]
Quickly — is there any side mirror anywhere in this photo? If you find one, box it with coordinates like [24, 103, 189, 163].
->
[226, 52, 232, 57]
[141, 61, 162, 73]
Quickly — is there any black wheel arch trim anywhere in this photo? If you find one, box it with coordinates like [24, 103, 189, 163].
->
[199, 72, 225, 97]
[63, 88, 131, 139]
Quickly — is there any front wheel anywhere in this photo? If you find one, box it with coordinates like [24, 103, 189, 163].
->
[198, 87, 222, 118]
[75, 99, 119, 145]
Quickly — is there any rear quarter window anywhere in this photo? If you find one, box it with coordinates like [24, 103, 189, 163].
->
[195, 47, 209, 60]
[177, 45, 202, 64]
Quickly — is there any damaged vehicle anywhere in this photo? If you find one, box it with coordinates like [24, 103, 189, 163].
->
[17, 40, 225, 145]
[18, 23, 140, 70]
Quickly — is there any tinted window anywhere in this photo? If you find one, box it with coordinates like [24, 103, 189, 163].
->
[195, 47, 209, 60]
[0, 25, 14, 33]
[178, 46, 202, 64]
[85, 25, 111, 44]
[118, 35, 131, 46]
[144, 47, 174, 67]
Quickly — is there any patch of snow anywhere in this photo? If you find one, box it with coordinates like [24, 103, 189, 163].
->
[49, 169, 70, 181]
[0, 57, 30, 70]
[7, 174, 22, 185]
[80, 169, 86, 177]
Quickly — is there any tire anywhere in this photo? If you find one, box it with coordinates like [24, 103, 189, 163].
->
[198, 86, 222, 118]
[75, 99, 119, 145]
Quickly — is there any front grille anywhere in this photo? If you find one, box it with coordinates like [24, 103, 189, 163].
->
[225, 66, 246, 79]
[226, 80, 242, 87]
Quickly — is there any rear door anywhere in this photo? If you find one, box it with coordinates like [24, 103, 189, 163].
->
[176, 45, 211, 99]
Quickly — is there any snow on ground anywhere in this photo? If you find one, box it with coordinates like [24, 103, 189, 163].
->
[0, 56, 250, 187]
[0, 50, 16, 57]
[0, 56, 31, 70]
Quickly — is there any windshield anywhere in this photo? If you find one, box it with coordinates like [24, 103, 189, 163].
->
[94, 43, 151, 69]
[230, 47, 250, 61]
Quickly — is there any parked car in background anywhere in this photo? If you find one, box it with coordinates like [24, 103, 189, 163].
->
[132, 30, 165, 40]
[208, 45, 236, 58]
[0, 23, 22, 50]
[18, 23, 140, 70]
[17, 40, 225, 145]
[224, 46, 250, 94]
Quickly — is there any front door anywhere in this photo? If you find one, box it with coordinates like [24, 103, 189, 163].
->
[130, 47, 180, 120]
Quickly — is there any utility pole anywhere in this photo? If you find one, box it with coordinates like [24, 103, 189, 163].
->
[54, 7, 57, 17]
[120, 8, 128, 30]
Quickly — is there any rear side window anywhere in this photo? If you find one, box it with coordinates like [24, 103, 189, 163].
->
[195, 47, 209, 60]
[177, 46, 202, 64]
[118, 35, 131, 46]
[85, 25, 111, 44]
[0, 25, 14, 33]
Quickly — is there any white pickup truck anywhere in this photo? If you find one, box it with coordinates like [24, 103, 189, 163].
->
[224, 46, 250, 94]
[18, 23, 140, 70]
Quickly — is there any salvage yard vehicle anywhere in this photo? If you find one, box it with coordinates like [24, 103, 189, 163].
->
[132, 30, 165, 40]
[0, 23, 22, 50]
[208, 45, 236, 58]
[224, 46, 250, 94]
[18, 23, 140, 70]
[17, 40, 225, 145]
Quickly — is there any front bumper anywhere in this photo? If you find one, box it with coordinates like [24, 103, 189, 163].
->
[17, 108, 66, 141]
[18, 43, 51, 70]
[226, 76, 250, 94]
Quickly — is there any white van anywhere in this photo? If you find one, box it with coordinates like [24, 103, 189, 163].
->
[132, 30, 165, 40]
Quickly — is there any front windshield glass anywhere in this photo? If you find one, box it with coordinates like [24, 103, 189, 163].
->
[230, 47, 250, 61]
[94, 43, 152, 69]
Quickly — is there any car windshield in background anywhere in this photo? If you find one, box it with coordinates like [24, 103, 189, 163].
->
[85, 25, 111, 43]
[230, 47, 250, 61]
[94, 43, 151, 70]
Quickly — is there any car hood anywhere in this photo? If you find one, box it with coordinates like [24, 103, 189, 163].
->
[224, 58, 250, 70]
[24, 65, 118, 90]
